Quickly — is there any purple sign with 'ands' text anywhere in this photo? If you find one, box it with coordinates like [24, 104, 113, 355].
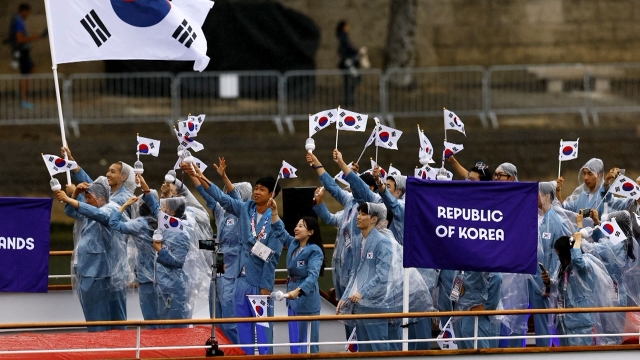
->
[404, 178, 538, 274]
[0, 197, 52, 292]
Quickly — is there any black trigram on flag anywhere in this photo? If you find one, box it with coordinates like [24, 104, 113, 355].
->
[314, 126, 320, 132]
[172, 20, 197, 48]
[80, 10, 111, 47]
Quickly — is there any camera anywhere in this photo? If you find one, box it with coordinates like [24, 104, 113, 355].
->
[580, 208, 592, 218]
[198, 238, 225, 275]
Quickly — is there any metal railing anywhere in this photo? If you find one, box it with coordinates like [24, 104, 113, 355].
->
[3, 63, 640, 133]
[1, 307, 639, 357]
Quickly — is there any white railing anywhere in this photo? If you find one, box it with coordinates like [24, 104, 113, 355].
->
[1, 307, 639, 357]
[3, 63, 640, 133]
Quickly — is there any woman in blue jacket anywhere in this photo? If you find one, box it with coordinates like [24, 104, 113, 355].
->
[270, 199, 325, 354]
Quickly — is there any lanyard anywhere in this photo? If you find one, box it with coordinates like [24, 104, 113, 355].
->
[250, 208, 270, 242]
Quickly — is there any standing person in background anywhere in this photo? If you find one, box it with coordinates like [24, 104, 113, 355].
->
[336, 20, 360, 107]
[6, 3, 46, 109]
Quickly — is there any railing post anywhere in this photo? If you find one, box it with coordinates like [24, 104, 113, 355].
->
[473, 316, 479, 350]
[136, 325, 141, 358]
[306, 319, 312, 354]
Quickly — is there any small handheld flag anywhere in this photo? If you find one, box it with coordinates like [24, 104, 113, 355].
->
[178, 114, 205, 137]
[137, 135, 161, 157]
[159, 210, 188, 234]
[334, 162, 353, 188]
[42, 154, 78, 177]
[173, 156, 208, 173]
[368, 159, 387, 181]
[437, 318, 458, 350]
[414, 165, 438, 180]
[610, 175, 640, 200]
[559, 139, 579, 161]
[247, 294, 270, 328]
[418, 126, 435, 164]
[598, 218, 627, 245]
[444, 109, 466, 136]
[375, 123, 402, 150]
[337, 108, 368, 132]
[309, 109, 338, 137]
[174, 128, 204, 152]
[345, 327, 358, 352]
[278, 161, 298, 179]
[388, 164, 401, 177]
[443, 141, 464, 159]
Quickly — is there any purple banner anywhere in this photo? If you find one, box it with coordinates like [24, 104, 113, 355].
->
[404, 178, 538, 274]
[0, 197, 52, 292]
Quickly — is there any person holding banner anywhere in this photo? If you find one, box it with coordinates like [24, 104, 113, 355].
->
[187, 163, 282, 355]
[56, 177, 124, 332]
[493, 163, 518, 182]
[446, 156, 493, 181]
[182, 159, 252, 344]
[337, 202, 395, 352]
[144, 196, 192, 328]
[269, 200, 325, 354]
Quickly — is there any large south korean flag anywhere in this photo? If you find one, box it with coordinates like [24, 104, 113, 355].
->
[46, 0, 214, 71]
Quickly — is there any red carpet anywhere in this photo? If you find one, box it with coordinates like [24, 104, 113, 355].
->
[0, 326, 244, 359]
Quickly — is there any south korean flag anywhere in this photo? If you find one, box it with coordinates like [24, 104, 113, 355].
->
[443, 109, 466, 136]
[46, 0, 214, 71]
[309, 109, 338, 137]
[159, 210, 188, 234]
[337, 108, 368, 132]
[414, 165, 438, 180]
[173, 155, 207, 173]
[178, 114, 205, 137]
[599, 218, 627, 246]
[610, 175, 640, 201]
[174, 128, 204, 152]
[375, 123, 403, 150]
[42, 154, 78, 176]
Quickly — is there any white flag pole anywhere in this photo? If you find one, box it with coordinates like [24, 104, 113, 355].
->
[558, 139, 563, 179]
[374, 118, 379, 164]
[355, 142, 368, 165]
[271, 174, 281, 199]
[335, 106, 341, 149]
[136, 133, 140, 162]
[442, 108, 447, 169]
[43, 0, 71, 185]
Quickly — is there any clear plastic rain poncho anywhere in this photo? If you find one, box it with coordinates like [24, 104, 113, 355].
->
[553, 249, 618, 345]
[158, 197, 211, 319]
[581, 210, 639, 344]
[497, 162, 518, 181]
[338, 203, 405, 326]
[70, 176, 121, 296]
[563, 158, 605, 214]
[389, 175, 407, 199]
[109, 162, 137, 287]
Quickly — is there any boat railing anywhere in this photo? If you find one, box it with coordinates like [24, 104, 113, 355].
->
[1, 307, 640, 357]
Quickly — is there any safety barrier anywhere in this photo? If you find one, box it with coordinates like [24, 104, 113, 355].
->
[1, 307, 639, 357]
[4, 63, 640, 132]
[383, 66, 486, 128]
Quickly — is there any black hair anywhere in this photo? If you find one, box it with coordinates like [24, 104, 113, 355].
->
[554, 236, 573, 278]
[336, 20, 347, 37]
[386, 205, 394, 228]
[174, 204, 186, 219]
[357, 202, 369, 216]
[470, 166, 493, 181]
[18, 3, 31, 12]
[139, 202, 152, 217]
[359, 173, 377, 192]
[256, 175, 281, 198]
[301, 216, 325, 277]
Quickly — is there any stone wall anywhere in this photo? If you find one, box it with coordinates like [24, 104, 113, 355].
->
[2, 0, 640, 75]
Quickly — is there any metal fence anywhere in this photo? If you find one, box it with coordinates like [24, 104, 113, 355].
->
[3, 63, 640, 134]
